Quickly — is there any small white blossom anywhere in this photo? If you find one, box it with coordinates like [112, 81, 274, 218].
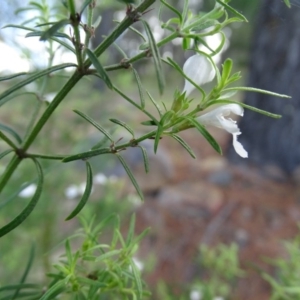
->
[190, 290, 202, 300]
[197, 104, 248, 158]
[132, 257, 144, 271]
[183, 54, 216, 96]
[19, 184, 37, 198]
[94, 173, 108, 185]
[43, 93, 56, 103]
[65, 184, 80, 199]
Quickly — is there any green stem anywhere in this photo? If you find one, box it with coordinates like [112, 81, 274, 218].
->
[68, 0, 84, 69]
[83, 2, 94, 60]
[0, 156, 22, 192]
[103, 31, 178, 71]
[0, 0, 156, 194]
[26, 153, 66, 160]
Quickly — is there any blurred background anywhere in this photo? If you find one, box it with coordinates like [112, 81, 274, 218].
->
[1, 0, 300, 299]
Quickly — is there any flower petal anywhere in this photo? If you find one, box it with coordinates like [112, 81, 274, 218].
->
[183, 54, 215, 96]
[233, 133, 248, 158]
[196, 104, 248, 158]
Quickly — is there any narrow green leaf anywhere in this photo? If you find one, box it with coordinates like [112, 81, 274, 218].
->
[77, 277, 107, 288]
[142, 20, 165, 94]
[29, 1, 44, 10]
[113, 86, 159, 125]
[26, 31, 70, 40]
[222, 87, 291, 98]
[111, 40, 128, 58]
[185, 116, 222, 154]
[35, 22, 58, 27]
[38, 19, 70, 41]
[160, 0, 182, 24]
[93, 15, 102, 29]
[146, 91, 162, 117]
[0, 72, 27, 82]
[284, 0, 291, 8]
[0, 149, 14, 160]
[164, 57, 205, 100]
[62, 147, 111, 162]
[0, 92, 39, 108]
[215, 0, 248, 22]
[39, 280, 66, 300]
[141, 120, 156, 126]
[170, 134, 196, 158]
[74, 110, 113, 141]
[0, 283, 40, 292]
[65, 239, 73, 264]
[0, 63, 77, 105]
[132, 227, 150, 246]
[181, 0, 189, 24]
[132, 68, 146, 109]
[80, 0, 93, 15]
[126, 214, 136, 246]
[116, 154, 144, 201]
[153, 110, 174, 153]
[96, 249, 122, 262]
[11, 244, 36, 300]
[91, 136, 110, 150]
[109, 118, 135, 137]
[0, 123, 22, 144]
[221, 58, 233, 85]
[127, 25, 147, 42]
[130, 259, 143, 299]
[27, 32, 75, 53]
[65, 161, 93, 220]
[208, 99, 282, 119]
[3, 24, 35, 31]
[86, 49, 112, 89]
[0, 159, 43, 238]
[0, 131, 18, 149]
[154, 123, 164, 154]
[137, 146, 149, 173]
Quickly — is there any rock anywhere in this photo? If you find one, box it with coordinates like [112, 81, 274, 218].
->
[158, 181, 223, 214]
[261, 164, 288, 182]
[207, 169, 233, 186]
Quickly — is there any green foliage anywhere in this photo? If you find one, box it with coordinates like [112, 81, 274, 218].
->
[0, 0, 293, 298]
[262, 232, 300, 300]
[1, 214, 149, 300]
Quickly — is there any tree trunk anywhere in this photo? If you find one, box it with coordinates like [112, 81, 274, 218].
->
[228, 0, 300, 174]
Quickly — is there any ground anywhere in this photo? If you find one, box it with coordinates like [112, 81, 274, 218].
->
[132, 128, 300, 300]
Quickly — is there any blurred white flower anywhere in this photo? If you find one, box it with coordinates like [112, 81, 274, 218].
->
[43, 93, 56, 103]
[197, 104, 248, 158]
[65, 182, 94, 200]
[19, 184, 37, 198]
[190, 290, 202, 300]
[94, 173, 108, 185]
[132, 257, 144, 271]
[65, 184, 80, 199]
[183, 54, 215, 96]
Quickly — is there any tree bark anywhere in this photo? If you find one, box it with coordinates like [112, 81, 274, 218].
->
[228, 0, 300, 173]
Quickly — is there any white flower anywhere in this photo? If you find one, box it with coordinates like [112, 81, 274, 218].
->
[19, 184, 37, 198]
[94, 173, 108, 185]
[197, 104, 248, 158]
[43, 93, 56, 103]
[190, 290, 202, 300]
[183, 54, 216, 96]
[65, 184, 80, 199]
[132, 257, 144, 271]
